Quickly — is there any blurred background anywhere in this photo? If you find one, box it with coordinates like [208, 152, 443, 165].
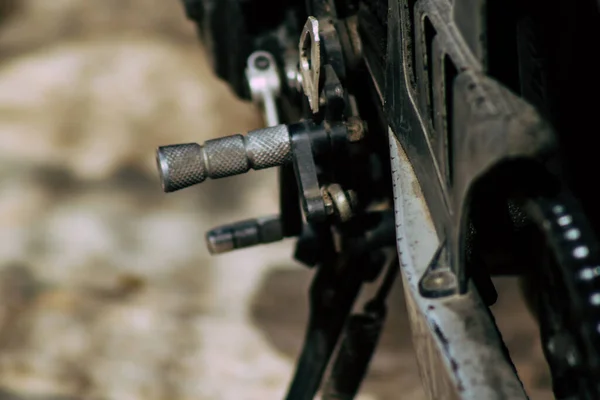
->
[0, 1, 553, 399]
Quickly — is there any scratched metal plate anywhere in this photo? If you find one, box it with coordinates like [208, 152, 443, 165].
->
[389, 129, 529, 400]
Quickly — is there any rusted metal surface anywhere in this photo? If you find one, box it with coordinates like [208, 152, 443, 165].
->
[389, 130, 529, 400]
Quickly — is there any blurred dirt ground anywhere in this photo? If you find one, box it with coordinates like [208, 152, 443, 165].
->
[0, 1, 552, 399]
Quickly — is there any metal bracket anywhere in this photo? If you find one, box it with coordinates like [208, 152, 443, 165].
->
[245, 50, 282, 126]
[389, 130, 528, 400]
[299, 16, 321, 113]
[290, 124, 327, 223]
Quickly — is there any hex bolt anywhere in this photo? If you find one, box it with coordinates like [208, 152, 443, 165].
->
[419, 269, 458, 298]
[322, 184, 359, 223]
[322, 187, 335, 215]
[346, 117, 366, 142]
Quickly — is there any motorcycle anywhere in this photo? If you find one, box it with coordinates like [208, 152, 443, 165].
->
[156, 1, 600, 398]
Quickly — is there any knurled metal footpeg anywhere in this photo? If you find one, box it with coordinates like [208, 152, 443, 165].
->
[157, 117, 361, 254]
[205, 215, 284, 254]
[156, 124, 292, 192]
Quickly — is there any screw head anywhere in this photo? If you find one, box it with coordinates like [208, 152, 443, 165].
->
[419, 269, 457, 298]
[321, 187, 335, 215]
[346, 117, 366, 142]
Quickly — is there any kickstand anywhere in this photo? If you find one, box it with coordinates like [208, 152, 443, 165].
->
[321, 251, 399, 400]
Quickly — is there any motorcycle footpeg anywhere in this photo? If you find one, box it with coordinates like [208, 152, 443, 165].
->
[205, 215, 284, 254]
[156, 124, 292, 192]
